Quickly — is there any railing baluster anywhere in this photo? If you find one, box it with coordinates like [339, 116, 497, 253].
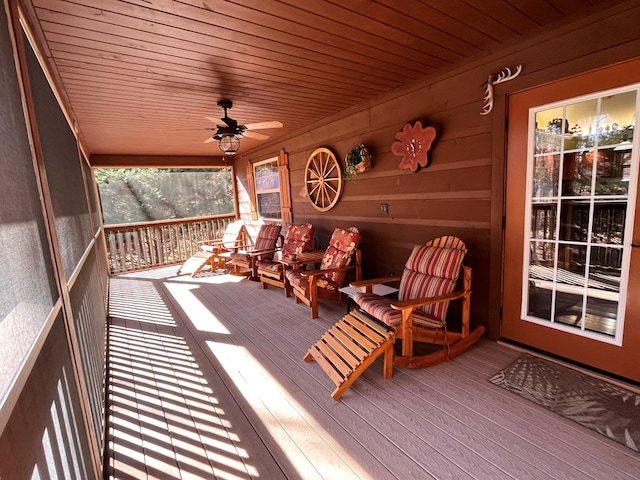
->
[132, 229, 141, 270]
[116, 231, 126, 272]
[107, 232, 117, 273]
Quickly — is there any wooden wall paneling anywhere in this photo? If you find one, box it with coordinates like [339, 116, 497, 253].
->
[215, 3, 640, 339]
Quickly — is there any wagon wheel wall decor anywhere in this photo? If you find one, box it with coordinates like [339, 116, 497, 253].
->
[305, 147, 343, 211]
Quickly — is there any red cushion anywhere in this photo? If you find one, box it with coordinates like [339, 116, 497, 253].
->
[319, 227, 361, 286]
[282, 223, 314, 258]
[404, 245, 464, 280]
[354, 292, 443, 328]
[252, 223, 282, 259]
[354, 244, 465, 326]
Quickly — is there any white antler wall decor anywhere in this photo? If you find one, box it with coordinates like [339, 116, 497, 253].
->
[481, 65, 522, 115]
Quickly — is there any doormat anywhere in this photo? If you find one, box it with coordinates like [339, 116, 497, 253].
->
[489, 354, 640, 452]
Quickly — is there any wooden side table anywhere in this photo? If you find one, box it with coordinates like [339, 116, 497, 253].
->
[278, 249, 325, 270]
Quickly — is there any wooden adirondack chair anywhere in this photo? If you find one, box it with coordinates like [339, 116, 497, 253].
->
[304, 235, 485, 400]
[257, 223, 315, 296]
[351, 235, 485, 368]
[176, 219, 246, 277]
[286, 227, 362, 319]
[227, 223, 283, 279]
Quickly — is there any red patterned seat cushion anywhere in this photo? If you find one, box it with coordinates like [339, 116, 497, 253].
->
[285, 270, 342, 292]
[318, 227, 361, 286]
[285, 227, 360, 293]
[354, 244, 465, 327]
[281, 223, 315, 259]
[353, 292, 443, 328]
[256, 260, 282, 274]
[256, 223, 314, 274]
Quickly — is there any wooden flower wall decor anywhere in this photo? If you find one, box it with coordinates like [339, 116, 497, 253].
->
[390, 121, 438, 172]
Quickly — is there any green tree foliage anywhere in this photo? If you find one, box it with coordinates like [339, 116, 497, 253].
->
[94, 168, 234, 225]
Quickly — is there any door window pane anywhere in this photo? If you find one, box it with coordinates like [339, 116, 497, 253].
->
[561, 151, 592, 196]
[532, 154, 560, 197]
[565, 99, 597, 149]
[599, 91, 637, 147]
[594, 148, 631, 196]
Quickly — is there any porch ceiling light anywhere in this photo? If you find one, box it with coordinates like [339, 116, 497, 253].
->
[219, 134, 240, 155]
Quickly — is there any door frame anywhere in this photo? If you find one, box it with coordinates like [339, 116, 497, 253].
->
[501, 59, 640, 382]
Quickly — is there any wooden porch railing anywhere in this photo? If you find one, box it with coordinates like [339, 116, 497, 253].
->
[103, 215, 236, 274]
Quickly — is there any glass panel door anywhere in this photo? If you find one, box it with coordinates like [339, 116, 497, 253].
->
[525, 88, 637, 341]
[503, 60, 640, 382]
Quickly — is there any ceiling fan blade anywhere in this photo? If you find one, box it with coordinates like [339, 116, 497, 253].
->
[205, 116, 226, 127]
[244, 121, 283, 130]
[203, 136, 216, 143]
[242, 130, 270, 141]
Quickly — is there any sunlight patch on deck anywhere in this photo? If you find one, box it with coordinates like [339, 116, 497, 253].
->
[207, 341, 371, 480]
[165, 282, 230, 334]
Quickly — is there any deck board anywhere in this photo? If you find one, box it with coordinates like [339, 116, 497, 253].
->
[104, 267, 640, 479]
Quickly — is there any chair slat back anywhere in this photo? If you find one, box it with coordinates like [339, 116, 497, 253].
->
[253, 222, 282, 248]
[222, 220, 246, 245]
[425, 235, 467, 254]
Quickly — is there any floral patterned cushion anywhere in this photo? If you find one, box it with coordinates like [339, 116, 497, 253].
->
[281, 223, 315, 259]
[286, 270, 342, 292]
[284, 227, 361, 291]
[318, 227, 361, 286]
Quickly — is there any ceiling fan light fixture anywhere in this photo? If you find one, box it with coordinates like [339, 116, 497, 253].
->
[219, 134, 240, 155]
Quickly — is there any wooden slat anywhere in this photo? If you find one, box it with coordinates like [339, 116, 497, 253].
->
[109, 268, 637, 480]
[20, 0, 619, 156]
[306, 311, 395, 397]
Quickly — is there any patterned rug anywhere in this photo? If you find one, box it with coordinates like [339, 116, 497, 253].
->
[490, 355, 640, 452]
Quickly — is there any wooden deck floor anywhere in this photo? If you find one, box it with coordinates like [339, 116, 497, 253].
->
[104, 266, 640, 480]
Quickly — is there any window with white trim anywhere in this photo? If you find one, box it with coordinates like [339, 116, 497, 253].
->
[254, 157, 281, 219]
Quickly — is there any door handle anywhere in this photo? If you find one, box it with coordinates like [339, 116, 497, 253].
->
[632, 243, 640, 248]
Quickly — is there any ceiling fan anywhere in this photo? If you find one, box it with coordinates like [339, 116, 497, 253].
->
[204, 100, 283, 155]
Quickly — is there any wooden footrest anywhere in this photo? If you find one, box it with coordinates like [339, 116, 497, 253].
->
[304, 309, 395, 400]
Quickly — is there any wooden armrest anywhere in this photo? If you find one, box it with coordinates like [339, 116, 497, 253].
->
[300, 264, 356, 278]
[231, 241, 256, 250]
[390, 289, 471, 311]
[350, 276, 401, 289]
[199, 239, 240, 248]
[244, 246, 279, 257]
[198, 240, 221, 248]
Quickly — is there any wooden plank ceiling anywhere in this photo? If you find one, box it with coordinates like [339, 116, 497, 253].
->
[20, 0, 613, 157]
